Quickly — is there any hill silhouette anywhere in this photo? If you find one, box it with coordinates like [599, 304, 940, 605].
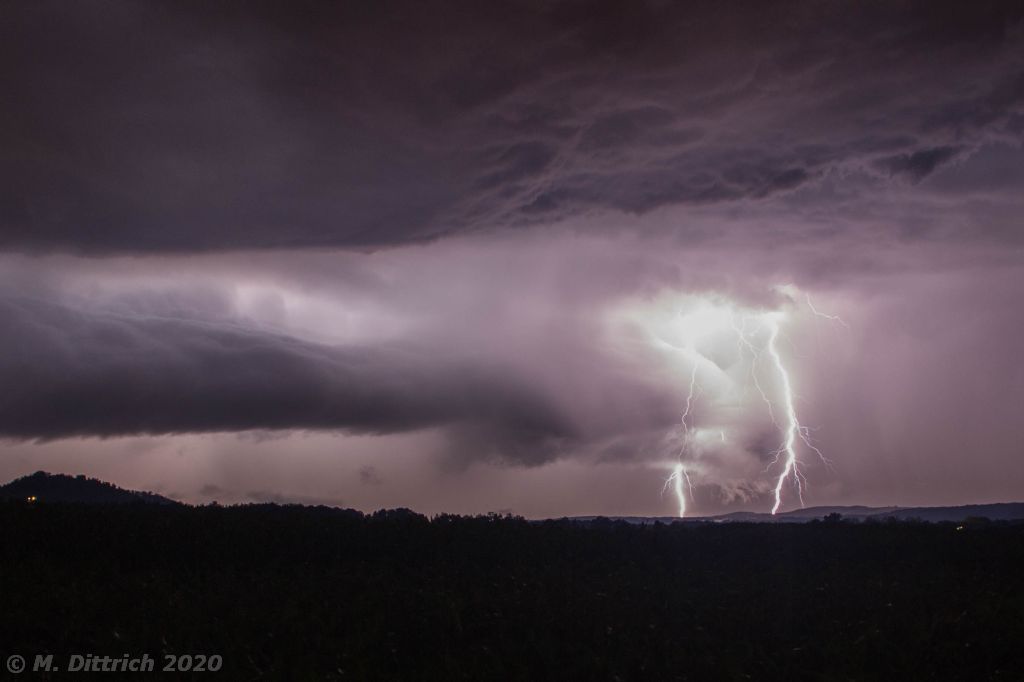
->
[574, 502, 1024, 524]
[0, 471, 177, 505]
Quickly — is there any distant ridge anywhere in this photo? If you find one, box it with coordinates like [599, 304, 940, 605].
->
[2, 472, 1020, 522]
[0, 471, 178, 505]
[868, 503, 1024, 523]
[571, 502, 1024, 524]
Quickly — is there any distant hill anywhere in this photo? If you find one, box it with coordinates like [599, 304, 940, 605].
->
[0, 471, 178, 505]
[572, 502, 1024, 524]
[867, 503, 1024, 523]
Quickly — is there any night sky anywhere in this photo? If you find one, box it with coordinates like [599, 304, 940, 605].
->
[2, 0, 1023, 516]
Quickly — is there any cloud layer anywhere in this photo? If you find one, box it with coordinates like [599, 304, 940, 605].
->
[0, 294, 587, 461]
[2, 1, 1024, 514]
[2, 0, 1022, 252]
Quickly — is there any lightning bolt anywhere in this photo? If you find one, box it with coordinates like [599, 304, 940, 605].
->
[680, 360, 699, 433]
[664, 463, 693, 518]
[761, 309, 838, 512]
[805, 293, 849, 328]
[732, 314, 778, 426]
[764, 315, 805, 514]
[665, 360, 700, 517]
[658, 289, 843, 517]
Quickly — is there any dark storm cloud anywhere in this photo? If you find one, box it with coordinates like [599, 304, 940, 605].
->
[874, 146, 963, 183]
[0, 295, 578, 461]
[3, 1, 1024, 516]
[0, 273, 697, 467]
[2, 0, 1022, 253]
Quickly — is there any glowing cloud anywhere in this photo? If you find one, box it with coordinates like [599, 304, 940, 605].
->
[633, 286, 843, 517]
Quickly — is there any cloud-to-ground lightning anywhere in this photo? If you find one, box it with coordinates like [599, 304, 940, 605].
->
[662, 287, 844, 517]
[763, 314, 805, 514]
[665, 463, 693, 518]
[664, 360, 699, 517]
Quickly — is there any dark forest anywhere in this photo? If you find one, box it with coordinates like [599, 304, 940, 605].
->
[2, 502, 1021, 680]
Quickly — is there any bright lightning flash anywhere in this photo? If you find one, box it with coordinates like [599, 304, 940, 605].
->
[655, 287, 843, 517]
[665, 463, 693, 518]
[764, 314, 805, 514]
[664, 360, 699, 517]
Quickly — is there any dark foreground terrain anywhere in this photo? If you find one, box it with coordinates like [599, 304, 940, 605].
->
[1, 502, 1021, 681]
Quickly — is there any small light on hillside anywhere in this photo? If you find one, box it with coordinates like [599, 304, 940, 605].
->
[26, 495, 37, 503]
